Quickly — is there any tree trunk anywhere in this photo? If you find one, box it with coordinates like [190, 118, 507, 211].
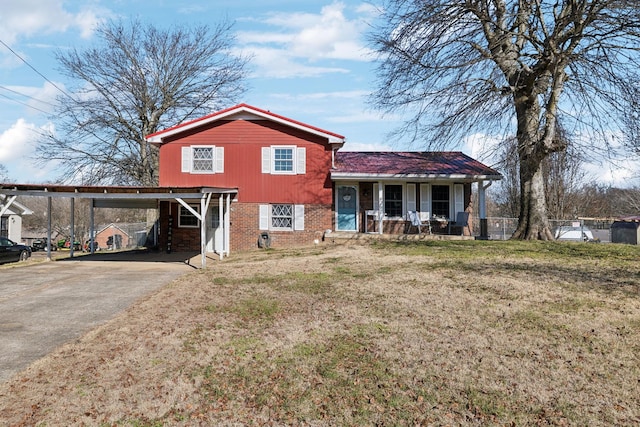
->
[512, 154, 555, 240]
[510, 91, 555, 240]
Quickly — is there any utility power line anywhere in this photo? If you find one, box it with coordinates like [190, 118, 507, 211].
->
[0, 38, 74, 102]
[0, 85, 56, 107]
[0, 92, 50, 114]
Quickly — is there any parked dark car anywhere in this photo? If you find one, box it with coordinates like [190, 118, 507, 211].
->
[31, 237, 57, 252]
[0, 237, 32, 264]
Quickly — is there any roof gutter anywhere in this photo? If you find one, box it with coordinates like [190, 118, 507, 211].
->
[330, 172, 503, 182]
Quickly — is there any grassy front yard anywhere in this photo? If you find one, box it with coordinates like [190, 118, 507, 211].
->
[1, 240, 639, 426]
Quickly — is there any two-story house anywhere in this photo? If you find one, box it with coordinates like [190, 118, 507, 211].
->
[146, 104, 501, 254]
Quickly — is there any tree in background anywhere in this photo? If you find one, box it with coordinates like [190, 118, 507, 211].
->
[0, 164, 9, 182]
[494, 135, 586, 220]
[37, 19, 249, 186]
[370, 0, 640, 239]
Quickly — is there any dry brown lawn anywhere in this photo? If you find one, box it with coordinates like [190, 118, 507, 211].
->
[1, 240, 639, 426]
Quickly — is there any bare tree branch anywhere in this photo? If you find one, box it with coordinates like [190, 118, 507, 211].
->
[36, 18, 250, 186]
[369, 0, 640, 239]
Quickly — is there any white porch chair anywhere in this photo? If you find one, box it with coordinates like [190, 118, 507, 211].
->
[408, 210, 432, 235]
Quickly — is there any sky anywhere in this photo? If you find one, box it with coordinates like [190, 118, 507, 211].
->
[0, 0, 636, 186]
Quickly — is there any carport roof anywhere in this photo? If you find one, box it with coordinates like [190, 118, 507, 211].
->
[0, 183, 237, 200]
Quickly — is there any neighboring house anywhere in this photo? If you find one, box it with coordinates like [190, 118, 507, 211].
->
[0, 195, 33, 243]
[146, 104, 502, 252]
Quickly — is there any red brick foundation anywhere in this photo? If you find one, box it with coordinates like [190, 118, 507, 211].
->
[158, 201, 333, 253]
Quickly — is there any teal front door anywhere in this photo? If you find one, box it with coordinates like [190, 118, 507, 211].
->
[337, 186, 357, 231]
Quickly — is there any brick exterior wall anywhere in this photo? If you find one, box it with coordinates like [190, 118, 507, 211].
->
[158, 200, 333, 253]
[231, 202, 332, 251]
[158, 201, 202, 252]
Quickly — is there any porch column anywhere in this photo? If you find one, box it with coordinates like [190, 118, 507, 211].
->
[378, 181, 384, 234]
[478, 181, 492, 240]
[219, 194, 224, 261]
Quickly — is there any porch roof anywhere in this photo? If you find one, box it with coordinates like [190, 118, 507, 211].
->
[331, 151, 502, 182]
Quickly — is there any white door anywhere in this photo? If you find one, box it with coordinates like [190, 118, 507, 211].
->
[207, 207, 223, 253]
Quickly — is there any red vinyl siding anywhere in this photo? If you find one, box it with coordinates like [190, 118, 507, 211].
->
[158, 120, 333, 205]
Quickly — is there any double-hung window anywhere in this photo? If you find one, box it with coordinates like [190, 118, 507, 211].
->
[181, 145, 224, 174]
[262, 146, 306, 175]
[271, 204, 293, 229]
[259, 204, 305, 231]
[274, 148, 294, 172]
[384, 185, 403, 218]
[431, 185, 450, 218]
[178, 204, 200, 228]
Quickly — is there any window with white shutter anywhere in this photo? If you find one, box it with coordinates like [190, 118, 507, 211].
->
[262, 146, 306, 175]
[181, 145, 224, 174]
[259, 204, 305, 231]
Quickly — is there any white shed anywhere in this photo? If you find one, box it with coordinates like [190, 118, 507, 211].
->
[0, 195, 33, 243]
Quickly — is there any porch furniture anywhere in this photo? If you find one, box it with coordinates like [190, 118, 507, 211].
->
[365, 210, 381, 233]
[408, 210, 432, 235]
[449, 211, 470, 235]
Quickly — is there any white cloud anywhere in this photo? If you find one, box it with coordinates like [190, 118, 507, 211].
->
[0, 1, 103, 46]
[462, 133, 503, 162]
[0, 119, 56, 183]
[0, 119, 38, 162]
[246, 47, 349, 78]
[342, 140, 393, 151]
[270, 90, 369, 101]
[238, 1, 373, 78]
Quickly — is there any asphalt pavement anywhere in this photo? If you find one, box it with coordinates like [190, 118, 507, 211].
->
[0, 251, 199, 382]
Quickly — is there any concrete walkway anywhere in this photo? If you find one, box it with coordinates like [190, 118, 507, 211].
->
[0, 253, 197, 382]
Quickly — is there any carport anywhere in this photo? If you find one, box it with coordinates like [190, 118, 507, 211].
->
[0, 184, 237, 268]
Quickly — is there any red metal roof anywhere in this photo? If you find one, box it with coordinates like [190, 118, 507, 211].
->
[333, 151, 501, 178]
[146, 103, 345, 143]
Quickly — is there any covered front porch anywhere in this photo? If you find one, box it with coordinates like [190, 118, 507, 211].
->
[334, 180, 492, 238]
[331, 152, 502, 239]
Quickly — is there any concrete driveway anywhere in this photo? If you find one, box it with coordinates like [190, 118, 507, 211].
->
[0, 251, 198, 382]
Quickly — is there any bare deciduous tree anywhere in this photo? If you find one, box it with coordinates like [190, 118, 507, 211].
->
[0, 164, 9, 182]
[37, 19, 250, 186]
[370, 0, 640, 239]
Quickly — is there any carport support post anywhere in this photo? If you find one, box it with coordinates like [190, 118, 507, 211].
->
[89, 199, 95, 254]
[70, 197, 75, 258]
[225, 193, 231, 257]
[219, 194, 224, 261]
[46, 196, 52, 262]
[201, 196, 207, 269]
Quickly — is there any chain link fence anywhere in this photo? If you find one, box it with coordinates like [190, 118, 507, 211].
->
[472, 217, 613, 242]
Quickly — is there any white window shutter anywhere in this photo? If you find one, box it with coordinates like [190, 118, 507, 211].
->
[294, 204, 305, 230]
[454, 184, 464, 216]
[262, 147, 271, 174]
[181, 146, 191, 173]
[259, 205, 269, 230]
[420, 184, 431, 215]
[373, 183, 380, 212]
[406, 184, 416, 216]
[215, 147, 224, 173]
[296, 147, 306, 174]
